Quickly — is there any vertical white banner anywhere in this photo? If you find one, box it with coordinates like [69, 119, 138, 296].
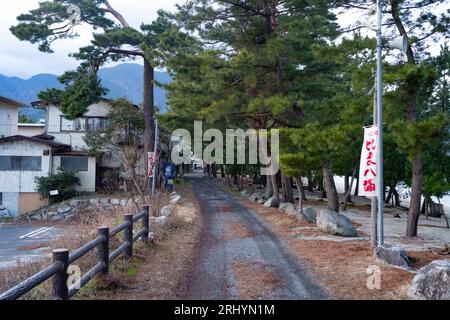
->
[148, 152, 155, 178]
[358, 126, 379, 197]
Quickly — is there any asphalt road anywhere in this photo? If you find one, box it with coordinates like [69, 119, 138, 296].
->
[0, 224, 61, 270]
[183, 176, 328, 300]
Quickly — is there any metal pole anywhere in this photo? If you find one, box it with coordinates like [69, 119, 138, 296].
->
[376, 0, 384, 246]
[371, 68, 378, 248]
[152, 119, 159, 196]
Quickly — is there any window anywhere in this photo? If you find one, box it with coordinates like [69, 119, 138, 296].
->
[61, 156, 88, 171]
[61, 117, 86, 132]
[87, 117, 108, 132]
[0, 156, 42, 171]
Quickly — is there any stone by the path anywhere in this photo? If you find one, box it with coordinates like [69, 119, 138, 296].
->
[57, 205, 72, 215]
[316, 210, 357, 237]
[0, 208, 12, 219]
[160, 205, 173, 217]
[374, 245, 412, 270]
[110, 199, 121, 206]
[408, 260, 450, 299]
[264, 196, 280, 208]
[299, 207, 317, 223]
[279, 203, 295, 213]
[70, 200, 89, 207]
[170, 196, 182, 205]
[153, 216, 168, 226]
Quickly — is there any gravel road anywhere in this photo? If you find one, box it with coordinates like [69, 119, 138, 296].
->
[182, 176, 329, 300]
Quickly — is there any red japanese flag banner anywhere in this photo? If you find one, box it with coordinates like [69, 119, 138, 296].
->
[358, 125, 379, 197]
[148, 152, 156, 178]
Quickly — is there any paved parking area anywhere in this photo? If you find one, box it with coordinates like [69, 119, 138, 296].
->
[0, 224, 61, 269]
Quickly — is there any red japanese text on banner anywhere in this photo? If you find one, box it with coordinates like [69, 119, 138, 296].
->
[358, 125, 379, 197]
[148, 152, 156, 178]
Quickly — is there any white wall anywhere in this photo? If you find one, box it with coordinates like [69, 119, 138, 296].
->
[18, 124, 45, 137]
[46, 102, 110, 151]
[0, 140, 51, 193]
[0, 104, 18, 138]
[1, 192, 19, 216]
[52, 156, 97, 192]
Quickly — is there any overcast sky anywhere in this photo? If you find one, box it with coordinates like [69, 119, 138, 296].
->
[0, 1, 179, 78]
[0, 1, 447, 78]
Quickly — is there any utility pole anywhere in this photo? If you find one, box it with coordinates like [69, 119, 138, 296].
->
[152, 119, 159, 196]
[371, 68, 378, 248]
[376, 0, 384, 246]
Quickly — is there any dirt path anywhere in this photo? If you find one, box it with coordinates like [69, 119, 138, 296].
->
[181, 176, 328, 300]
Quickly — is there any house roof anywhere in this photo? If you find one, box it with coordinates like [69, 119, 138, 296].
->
[0, 135, 70, 149]
[0, 96, 26, 108]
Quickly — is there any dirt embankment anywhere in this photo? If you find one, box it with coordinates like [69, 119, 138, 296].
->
[76, 184, 203, 300]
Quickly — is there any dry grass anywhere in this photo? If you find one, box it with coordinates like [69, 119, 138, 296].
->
[0, 194, 166, 300]
[75, 184, 203, 300]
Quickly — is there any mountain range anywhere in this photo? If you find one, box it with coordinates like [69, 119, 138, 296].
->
[0, 63, 171, 121]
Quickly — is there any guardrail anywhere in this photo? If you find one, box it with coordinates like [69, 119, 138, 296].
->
[0, 205, 151, 300]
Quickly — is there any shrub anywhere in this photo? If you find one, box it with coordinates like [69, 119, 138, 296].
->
[35, 170, 80, 203]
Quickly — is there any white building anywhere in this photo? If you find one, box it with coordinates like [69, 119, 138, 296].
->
[17, 123, 45, 137]
[0, 100, 122, 217]
[0, 96, 22, 138]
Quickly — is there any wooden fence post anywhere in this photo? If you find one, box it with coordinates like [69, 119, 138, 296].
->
[98, 227, 109, 273]
[141, 205, 150, 243]
[124, 214, 133, 258]
[52, 249, 69, 300]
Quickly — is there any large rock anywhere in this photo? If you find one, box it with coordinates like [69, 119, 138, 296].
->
[278, 203, 295, 214]
[264, 196, 280, 208]
[0, 207, 12, 219]
[248, 193, 260, 202]
[241, 190, 251, 197]
[160, 205, 173, 217]
[374, 245, 412, 270]
[170, 195, 182, 205]
[408, 260, 450, 300]
[316, 210, 357, 237]
[57, 205, 72, 215]
[110, 199, 121, 206]
[154, 216, 168, 226]
[99, 198, 110, 206]
[299, 207, 317, 223]
[70, 200, 89, 207]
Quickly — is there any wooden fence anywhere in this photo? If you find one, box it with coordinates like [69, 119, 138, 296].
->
[0, 205, 151, 300]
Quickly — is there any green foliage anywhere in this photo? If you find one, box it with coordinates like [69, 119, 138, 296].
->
[18, 112, 36, 124]
[39, 71, 108, 119]
[35, 171, 80, 203]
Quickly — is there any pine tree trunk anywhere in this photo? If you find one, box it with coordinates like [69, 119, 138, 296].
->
[294, 177, 303, 213]
[344, 174, 350, 201]
[143, 58, 154, 165]
[406, 155, 423, 237]
[323, 159, 339, 212]
[307, 173, 314, 192]
[342, 165, 357, 211]
[270, 174, 280, 203]
[298, 177, 307, 201]
[281, 175, 294, 204]
[386, 188, 393, 205]
[393, 188, 400, 206]
[265, 174, 273, 198]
